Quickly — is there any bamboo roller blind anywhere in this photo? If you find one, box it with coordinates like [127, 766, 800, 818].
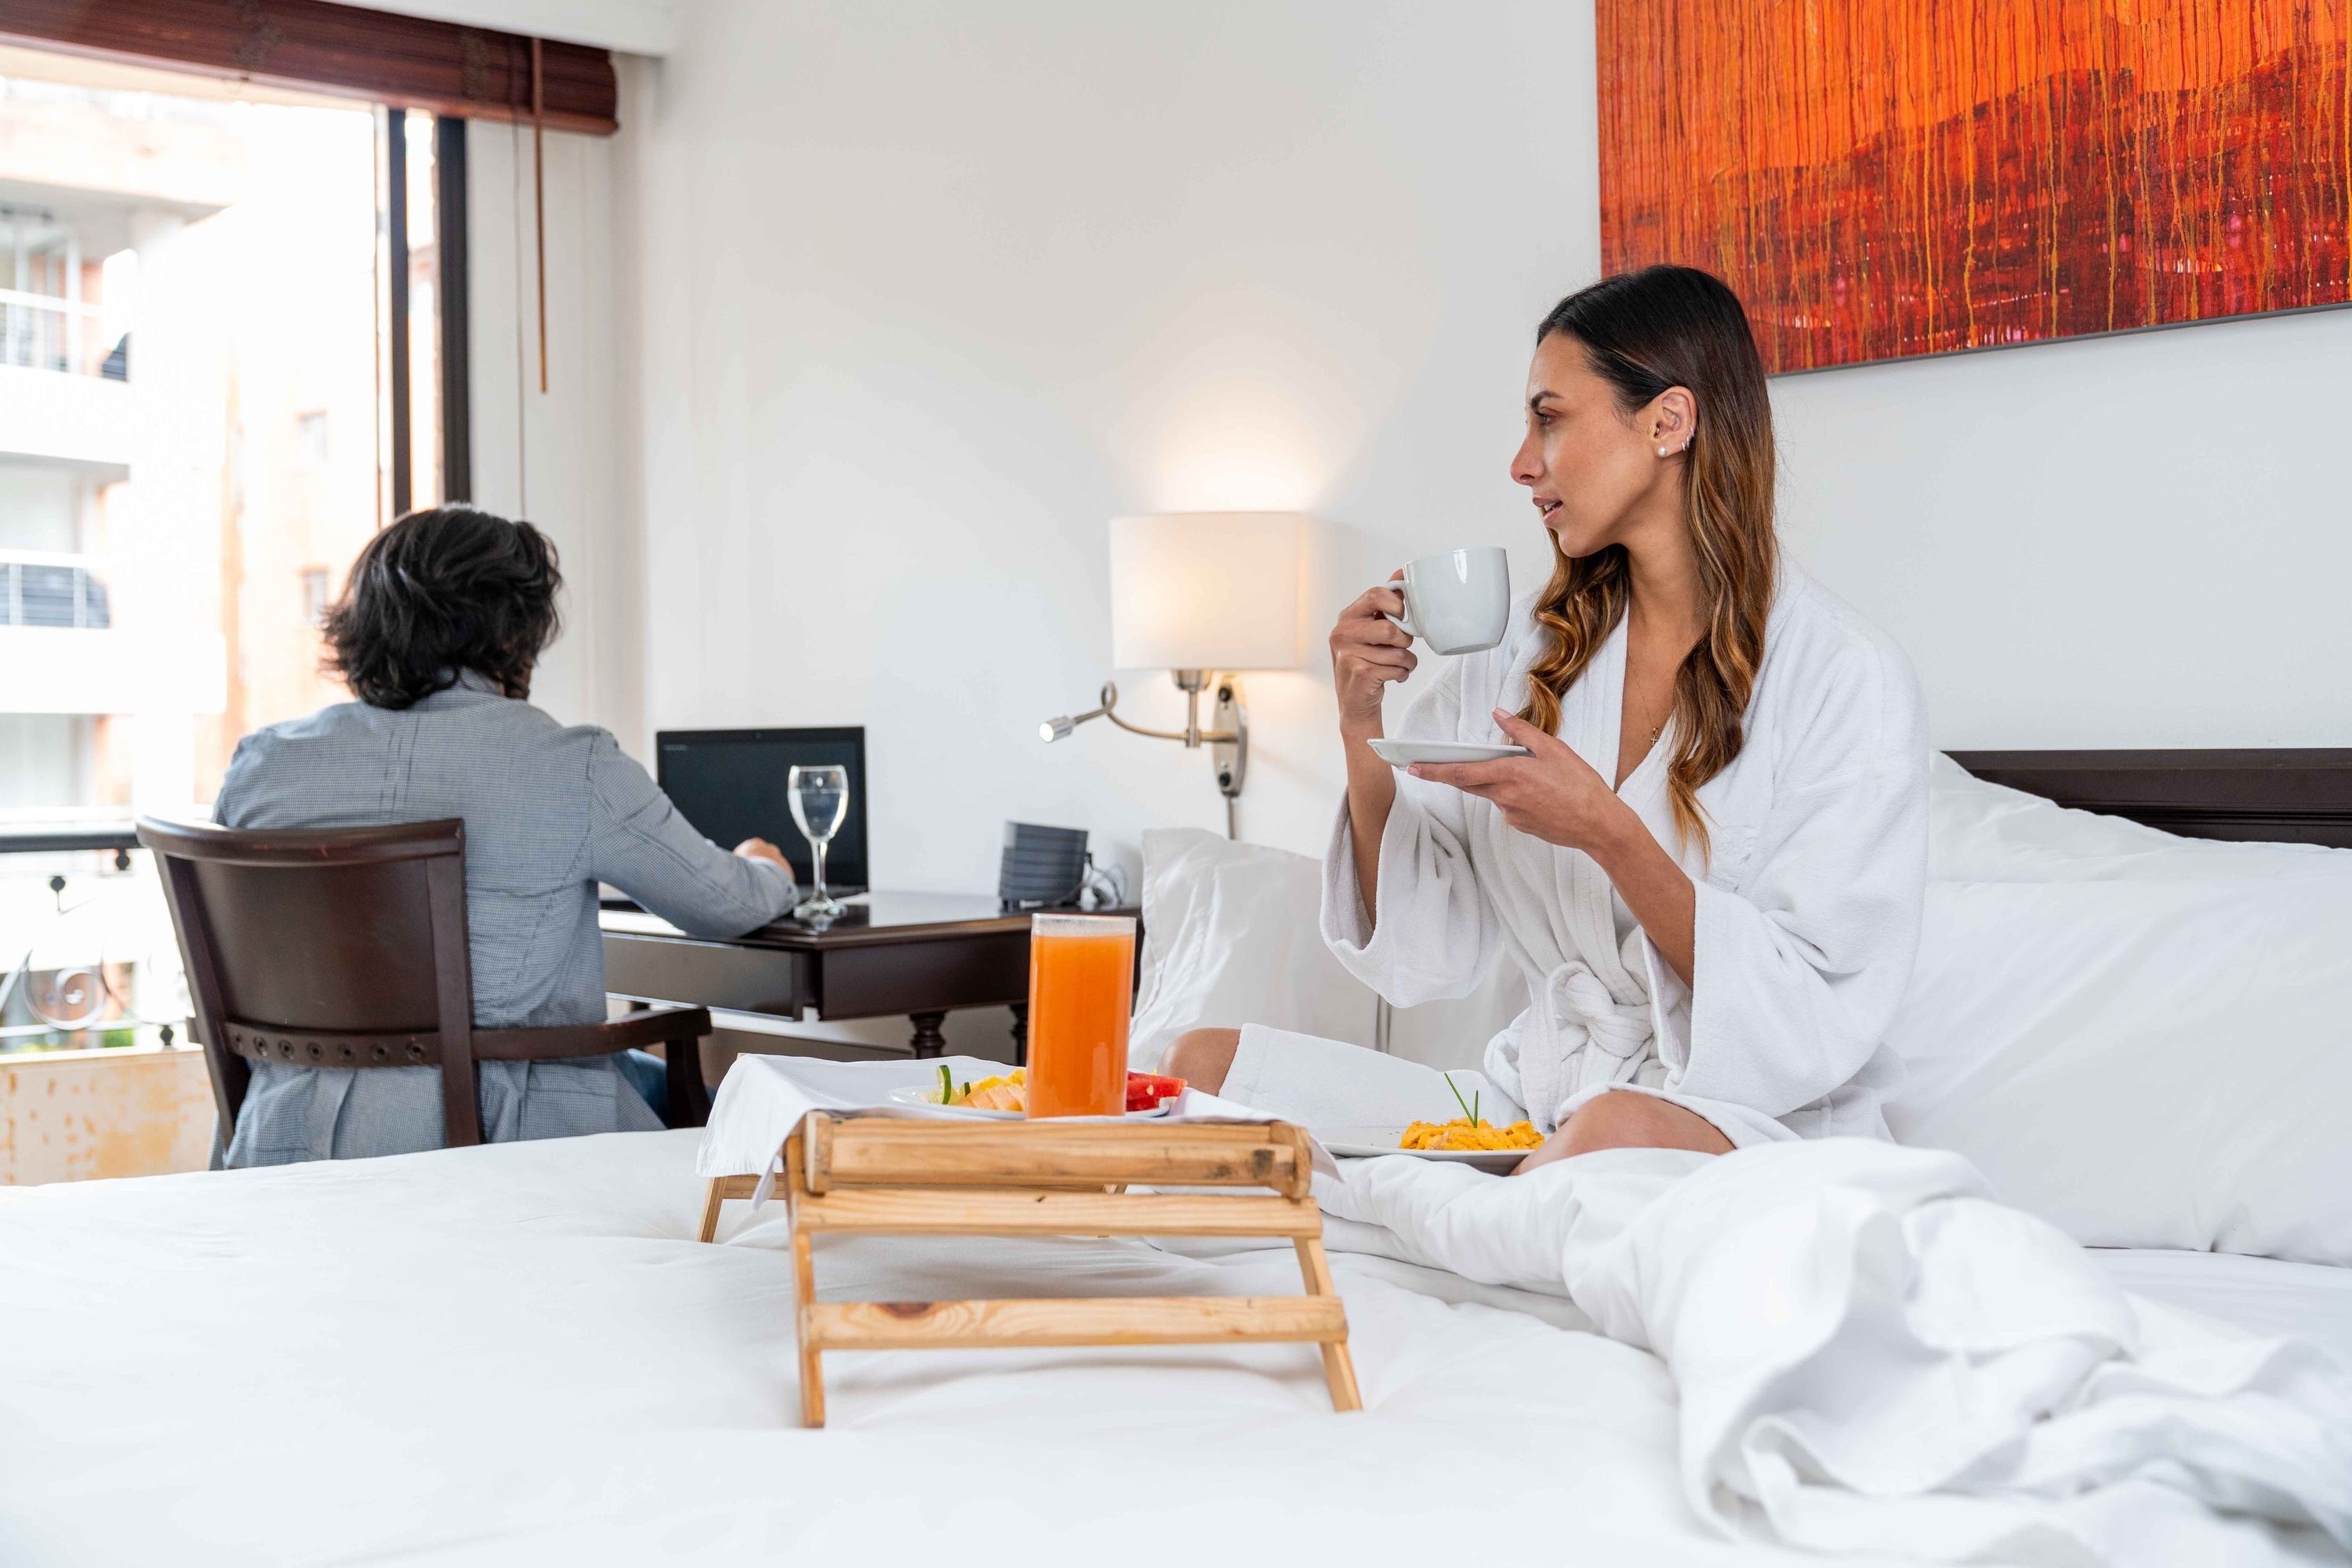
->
[0, 0, 618, 133]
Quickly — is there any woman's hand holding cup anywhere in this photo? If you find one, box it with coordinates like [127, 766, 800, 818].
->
[1331, 574, 1417, 734]
[1331, 548, 1512, 735]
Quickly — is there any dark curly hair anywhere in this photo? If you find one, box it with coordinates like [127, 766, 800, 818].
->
[323, 505, 564, 709]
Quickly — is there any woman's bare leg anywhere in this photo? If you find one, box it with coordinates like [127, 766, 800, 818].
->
[1160, 1027, 1241, 1095]
[1511, 1090, 1732, 1175]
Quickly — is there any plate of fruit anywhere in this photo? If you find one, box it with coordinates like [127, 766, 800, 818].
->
[889, 1066, 1189, 1120]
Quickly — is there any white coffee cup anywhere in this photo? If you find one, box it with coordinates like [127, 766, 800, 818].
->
[1374, 546, 1511, 655]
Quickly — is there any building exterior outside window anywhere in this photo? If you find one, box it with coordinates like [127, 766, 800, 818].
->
[0, 47, 408, 1058]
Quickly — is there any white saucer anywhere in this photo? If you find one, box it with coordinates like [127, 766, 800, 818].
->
[1366, 739, 1530, 768]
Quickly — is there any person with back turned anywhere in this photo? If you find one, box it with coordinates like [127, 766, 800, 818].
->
[211, 505, 797, 1166]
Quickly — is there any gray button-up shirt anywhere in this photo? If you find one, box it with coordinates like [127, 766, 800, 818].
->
[212, 672, 796, 1165]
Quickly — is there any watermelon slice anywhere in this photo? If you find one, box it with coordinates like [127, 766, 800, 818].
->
[1124, 1072, 1186, 1112]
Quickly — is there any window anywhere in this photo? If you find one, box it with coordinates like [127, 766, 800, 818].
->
[0, 8, 608, 1103]
[0, 42, 466, 1058]
[0, 45, 461, 811]
[300, 567, 331, 627]
[294, 411, 330, 470]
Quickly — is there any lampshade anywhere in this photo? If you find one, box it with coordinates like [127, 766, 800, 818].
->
[1109, 512, 1304, 671]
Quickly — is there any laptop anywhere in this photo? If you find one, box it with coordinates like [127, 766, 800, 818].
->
[652, 727, 869, 897]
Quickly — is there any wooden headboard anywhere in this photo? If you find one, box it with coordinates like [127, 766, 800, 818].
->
[1946, 750, 2352, 851]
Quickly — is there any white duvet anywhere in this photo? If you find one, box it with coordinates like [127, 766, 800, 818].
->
[1323, 1138, 2352, 1565]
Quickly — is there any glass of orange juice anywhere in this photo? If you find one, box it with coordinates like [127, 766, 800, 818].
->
[1025, 913, 1135, 1118]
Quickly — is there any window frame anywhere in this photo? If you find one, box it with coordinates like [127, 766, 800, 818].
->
[384, 107, 471, 516]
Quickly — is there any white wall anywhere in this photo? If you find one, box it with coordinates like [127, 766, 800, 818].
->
[617, 0, 1599, 895]
[1778, 308, 2352, 746]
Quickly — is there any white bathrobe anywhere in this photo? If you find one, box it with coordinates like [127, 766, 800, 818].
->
[1310, 564, 1928, 1149]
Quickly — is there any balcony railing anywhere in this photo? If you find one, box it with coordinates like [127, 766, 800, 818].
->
[0, 552, 111, 629]
[0, 288, 118, 379]
[0, 826, 180, 1054]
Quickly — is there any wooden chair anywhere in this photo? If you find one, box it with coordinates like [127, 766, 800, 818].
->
[137, 816, 714, 1150]
[699, 1112, 1362, 1425]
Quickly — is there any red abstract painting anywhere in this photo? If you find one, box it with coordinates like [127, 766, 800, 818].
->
[1598, 1, 2352, 372]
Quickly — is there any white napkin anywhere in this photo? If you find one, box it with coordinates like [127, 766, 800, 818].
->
[694, 1053, 1334, 1207]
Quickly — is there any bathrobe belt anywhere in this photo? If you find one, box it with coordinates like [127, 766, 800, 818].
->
[1516, 958, 1655, 1131]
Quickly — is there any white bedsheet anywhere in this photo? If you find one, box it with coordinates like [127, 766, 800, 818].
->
[0, 1129, 1867, 1568]
[4, 1130, 2347, 1567]
[2092, 1247, 2352, 1366]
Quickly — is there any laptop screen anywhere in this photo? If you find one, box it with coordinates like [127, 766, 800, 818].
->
[655, 727, 868, 894]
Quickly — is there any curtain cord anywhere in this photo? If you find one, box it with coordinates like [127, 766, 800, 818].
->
[532, 36, 548, 395]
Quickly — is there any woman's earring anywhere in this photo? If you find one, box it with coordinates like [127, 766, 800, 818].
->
[1656, 445, 1668, 458]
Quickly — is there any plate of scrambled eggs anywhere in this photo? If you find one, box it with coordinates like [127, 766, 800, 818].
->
[1317, 1119, 1544, 1174]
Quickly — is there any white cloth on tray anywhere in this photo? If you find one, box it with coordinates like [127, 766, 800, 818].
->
[1316, 1135, 2352, 1566]
[699, 1054, 998, 1174]
[1323, 564, 1927, 1146]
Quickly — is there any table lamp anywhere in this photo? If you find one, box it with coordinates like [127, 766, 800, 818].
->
[1039, 511, 1305, 837]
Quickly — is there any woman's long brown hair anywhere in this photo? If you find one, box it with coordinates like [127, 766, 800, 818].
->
[1519, 267, 1777, 859]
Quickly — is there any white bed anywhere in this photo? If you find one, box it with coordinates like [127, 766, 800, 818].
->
[2090, 1248, 2352, 1361]
[1, 1126, 2343, 1568]
[7, 755, 2350, 1565]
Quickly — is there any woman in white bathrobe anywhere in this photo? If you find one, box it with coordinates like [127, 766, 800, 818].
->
[1167, 266, 1928, 1169]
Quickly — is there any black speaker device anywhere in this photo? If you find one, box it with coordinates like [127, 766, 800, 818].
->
[998, 822, 1090, 910]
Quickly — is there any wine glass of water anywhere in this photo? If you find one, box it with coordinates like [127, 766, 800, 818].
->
[787, 764, 851, 920]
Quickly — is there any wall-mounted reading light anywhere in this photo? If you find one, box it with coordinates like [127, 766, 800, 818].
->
[1039, 512, 1305, 838]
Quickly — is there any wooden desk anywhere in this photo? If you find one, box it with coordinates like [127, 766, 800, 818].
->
[600, 894, 1138, 1059]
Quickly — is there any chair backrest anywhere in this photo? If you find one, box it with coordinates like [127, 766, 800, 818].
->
[136, 818, 482, 1149]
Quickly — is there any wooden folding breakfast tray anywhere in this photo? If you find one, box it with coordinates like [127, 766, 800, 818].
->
[697, 1112, 1361, 1427]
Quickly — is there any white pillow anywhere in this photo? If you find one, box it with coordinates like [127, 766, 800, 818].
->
[1929, 753, 2348, 882]
[1127, 828, 1377, 1072]
[1889, 760, 2352, 1265]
